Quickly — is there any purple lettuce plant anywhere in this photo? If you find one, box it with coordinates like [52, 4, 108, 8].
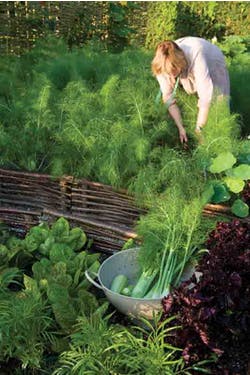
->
[162, 219, 250, 374]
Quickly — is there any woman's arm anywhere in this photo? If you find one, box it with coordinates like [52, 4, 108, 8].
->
[168, 104, 188, 143]
[156, 74, 188, 143]
[196, 106, 210, 131]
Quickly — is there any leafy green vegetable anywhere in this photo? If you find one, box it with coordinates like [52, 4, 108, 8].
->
[204, 151, 250, 217]
[231, 164, 250, 180]
[24, 234, 40, 252]
[237, 153, 250, 165]
[39, 235, 55, 256]
[1, 217, 100, 337]
[231, 199, 249, 217]
[49, 243, 73, 263]
[201, 183, 215, 205]
[224, 176, 245, 193]
[209, 152, 236, 174]
[210, 182, 231, 203]
[65, 227, 87, 251]
[29, 225, 50, 244]
[51, 217, 70, 239]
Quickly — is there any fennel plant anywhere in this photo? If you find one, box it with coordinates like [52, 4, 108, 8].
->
[134, 189, 203, 299]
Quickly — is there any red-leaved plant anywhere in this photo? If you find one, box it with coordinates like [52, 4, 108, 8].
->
[162, 219, 250, 375]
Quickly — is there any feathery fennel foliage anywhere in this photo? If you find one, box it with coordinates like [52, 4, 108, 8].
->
[136, 186, 204, 272]
[0, 36, 246, 199]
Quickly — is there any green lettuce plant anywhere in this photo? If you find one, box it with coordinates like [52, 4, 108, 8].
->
[0, 218, 101, 370]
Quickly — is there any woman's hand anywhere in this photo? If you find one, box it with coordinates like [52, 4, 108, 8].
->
[195, 125, 203, 134]
[178, 127, 188, 144]
[195, 126, 204, 144]
[167, 104, 188, 144]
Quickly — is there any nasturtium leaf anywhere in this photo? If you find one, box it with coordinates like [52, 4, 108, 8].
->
[201, 183, 215, 205]
[231, 199, 249, 218]
[210, 183, 231, 203]
[224, 176, 245, 193]
[231, 164, 250, 180]
[237, 153, 250, 165]
[209, 152, 236, 174]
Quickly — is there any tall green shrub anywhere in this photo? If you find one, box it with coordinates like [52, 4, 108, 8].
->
[144, 1, 250, 49]
[214, 2, 250, 37]
[175, 2, 224, 40]
[107, 2, 136, 52]
[145, 2, 178, 49]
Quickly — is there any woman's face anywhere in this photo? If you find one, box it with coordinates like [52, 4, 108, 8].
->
[164, 58, 181, 78]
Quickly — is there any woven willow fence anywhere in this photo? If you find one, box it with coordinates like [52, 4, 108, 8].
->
[0, 1, 109, 55]
[0, 1, 148, 55]
[0, 168, 146, 253]
[1, 168, 248, 254]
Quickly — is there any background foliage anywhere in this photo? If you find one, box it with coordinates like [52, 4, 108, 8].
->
[0, 1, 250, 55]
[145, 2, 250, 49]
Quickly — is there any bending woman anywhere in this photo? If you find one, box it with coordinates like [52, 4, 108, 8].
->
[152, 36, 230, 143]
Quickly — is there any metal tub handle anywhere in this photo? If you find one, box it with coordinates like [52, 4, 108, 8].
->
[85, 270, 103, 290]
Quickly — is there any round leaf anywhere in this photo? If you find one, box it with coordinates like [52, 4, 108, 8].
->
[237, 153, 250, 165]
[231, 199, 249, 218]
[210, 183, 231, 203]
[201, 183, 215, 205]
[231, 164, 250, 180]
[209, 152, 236, 174]
[224, 176, 245, 193]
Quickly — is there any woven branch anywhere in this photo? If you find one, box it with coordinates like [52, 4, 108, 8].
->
[43, 208, 138, 239]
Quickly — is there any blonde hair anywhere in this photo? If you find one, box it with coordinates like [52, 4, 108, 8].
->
[151, 40, 188, 76]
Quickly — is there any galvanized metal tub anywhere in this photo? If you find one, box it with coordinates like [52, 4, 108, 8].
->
[85, 247, 194, 320]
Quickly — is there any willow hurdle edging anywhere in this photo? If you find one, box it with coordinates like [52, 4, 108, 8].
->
[0, 168, 145, 253]
[0, 168, 248, 253]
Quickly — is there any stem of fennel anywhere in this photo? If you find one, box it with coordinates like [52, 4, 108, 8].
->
[174, 218, 197, 287]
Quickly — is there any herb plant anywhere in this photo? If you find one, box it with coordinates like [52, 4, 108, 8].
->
[0, 274, 55, 369]
[54, 311, 212, 375]
[131, 189, 204, 299]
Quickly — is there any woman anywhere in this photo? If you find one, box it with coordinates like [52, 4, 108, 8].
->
[152, 36, 230, 143]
